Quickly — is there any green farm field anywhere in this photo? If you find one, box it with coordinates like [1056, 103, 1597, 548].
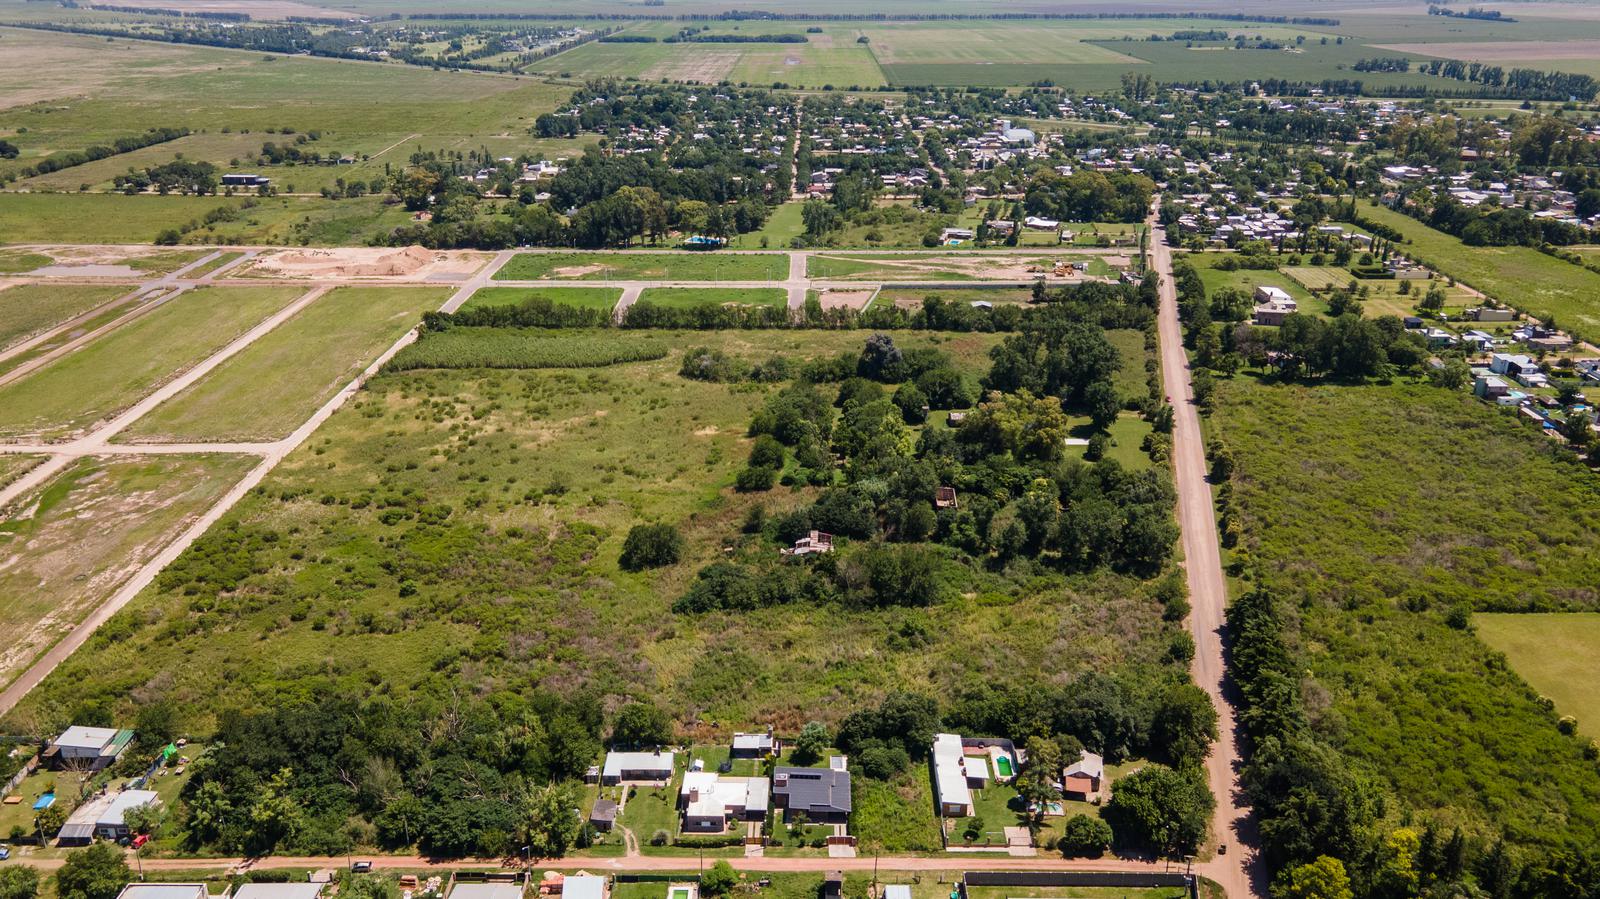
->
[1349, 204, 1600, 343]
[0, 193, 416, 246]
[123, 286, 449, 443]
[1212, 378, 1600, 848]
[0, 285, 302, 440]
[460, 286, 623, 313]
[0, 283, 128, 351]
[634, 287, 787, 309]
[526, 29, 885, 88]
[6, 329, 1179, 743]
[0, 453, 257, 692]
[1477, 613, 1600, 737]
[497, 252, 791, 281]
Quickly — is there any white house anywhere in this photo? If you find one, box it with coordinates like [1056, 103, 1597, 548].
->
[600, 750, 674, 785]
[679, 771, 769, 832]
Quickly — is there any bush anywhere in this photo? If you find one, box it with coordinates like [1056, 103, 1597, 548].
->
[735, 466, 777, 492]
[1058, 814, 1113, 857]
[619, 524, 684, 571]
[749, 435, 785, 469]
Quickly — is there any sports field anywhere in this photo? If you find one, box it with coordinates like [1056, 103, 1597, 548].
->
[1477, 613, 1600, 736]
[123, 286, 449, 443]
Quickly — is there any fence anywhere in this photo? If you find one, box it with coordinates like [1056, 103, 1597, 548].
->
[2, 754, 39, 797]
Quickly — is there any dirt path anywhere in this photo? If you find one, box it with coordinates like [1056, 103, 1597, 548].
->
[1148, 205, 1261, 899]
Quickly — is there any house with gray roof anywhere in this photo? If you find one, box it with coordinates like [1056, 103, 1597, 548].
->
[771, 764, 851, 824]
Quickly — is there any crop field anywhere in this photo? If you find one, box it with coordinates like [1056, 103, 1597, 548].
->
[122, 286, 449, 443]
[633, 287, 787, 309]
[526, 28, 885, 88]
[1347, 204, 1600, 343]
[497, 252, 791, 281]
[0, 286, 303, 441]
[0, 453, 257, 692]
[1477, 613, 1600, 737]
[0, 283, 128, 351]
[1212, 379, 1600, 847]
[460, 286, 623, 313]
[6, 328, 1180, 741]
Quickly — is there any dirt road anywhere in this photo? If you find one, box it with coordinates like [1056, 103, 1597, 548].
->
[1148, 207, 1262, 899]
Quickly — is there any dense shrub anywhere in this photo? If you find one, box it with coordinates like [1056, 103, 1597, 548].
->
[619, 524, 683, 571]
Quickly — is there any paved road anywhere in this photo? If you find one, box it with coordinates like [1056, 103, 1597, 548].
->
[1148, 206, 1262, 899]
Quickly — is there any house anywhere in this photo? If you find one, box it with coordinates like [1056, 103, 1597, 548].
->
[1001, 127, 1036, 147]
[1489, 353, 1537, 377]
[931, 734, 973, 817]
[234, 886, 326, 899]
[940, 228, 975, 243]
[448, 883, 525, 899]
[1252, 286, 1298, 326]
[58, 789, 159, 845]
[823, 873, 844, 899]
[1473, 307, 1516, 323]
[731, 730, 776, 759]
[1421, 328, 1457, 348]
[1474, 375, 1510, 399]
[935, 487, 957, 510]
[1061, 751, 1104, 801]
[599, 750, 674, 785]
[45, 726, 134, 771]
[588, 799, 618, 833]
[679, 771, 769, 832]
[782, 531, 833, 556]
[771, 765, 852, 824]
[221, 173, 271, 187]
[883, 888, 912, 899]
[946, 412, 966, 427]
[115, 885, 207, 899]
[563, 876, 606, 899]
[1023, 216, 1060, 231]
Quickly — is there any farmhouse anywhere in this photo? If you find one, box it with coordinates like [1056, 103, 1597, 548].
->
[771, 763, 851, 823]
[45, 725, 134, 771]
[599, 750, 674, 785]
[679, 770, 769, 832]
[1061, 750, 1104, 801]
[731, 730, 776, 759]
[782, 531, 833, 556]
[1252, 286, 1298, 326]
[57, 789, 159, 845]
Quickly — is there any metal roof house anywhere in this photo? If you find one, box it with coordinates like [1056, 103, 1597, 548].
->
[45, 726, 134, 771]
[931, 733, 974, 817]
[58, 789, 158, 845]
[599, 750, 674, 785]
[771, 765, 851, 824]
[114, 885, 207, 899]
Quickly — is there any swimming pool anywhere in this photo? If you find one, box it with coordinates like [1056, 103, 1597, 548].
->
[994, 756, 1014, 777]
[32, 793, 54, 810]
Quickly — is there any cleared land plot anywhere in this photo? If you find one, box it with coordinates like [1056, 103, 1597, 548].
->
[0, 453, 257, 691]
[1348, 204, 1600, 344]
[526, 38, 885, 88]
[0, 283, 128, 351]
[861, 21, 1152, 65]
[16, 132, 268, 192]
[0, 286, 303, 440]
[497, 252, 790, 282]
[459, 286, 622, 313]
[810, 252, 1110, 282]
[876, 286, 1035, 308]
[634, 287, 787, 309]
[1477, 613, 1600, 736]
[122, 286, 449, 443]
[0, 455, 44, 490]
[1282, 266, 1478, 319]
[1192, 255, 1325, 317]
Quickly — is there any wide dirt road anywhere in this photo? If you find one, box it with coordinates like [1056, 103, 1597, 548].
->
[1147, 208, 1261, 899]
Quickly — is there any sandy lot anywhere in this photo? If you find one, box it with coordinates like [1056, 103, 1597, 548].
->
[643, 49, 741, 83]
[816, 287, 876, 311]
[1375, 38, 1600, 61]
[244, 246, 490, 281]
[815, 252, 1121, 282]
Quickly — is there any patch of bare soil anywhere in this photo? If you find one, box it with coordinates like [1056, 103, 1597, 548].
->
[817, 287, 875, 311]
[246, 246, 488, 280]
[552, 264, 608, 278]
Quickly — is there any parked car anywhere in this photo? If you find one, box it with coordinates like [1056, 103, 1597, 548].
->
[0, 846, 11, 860]
[351, 861, 373, 873]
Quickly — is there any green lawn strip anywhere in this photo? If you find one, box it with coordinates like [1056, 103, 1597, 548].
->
[388, 329, 669, 372]
[1106, 328, 1151, 405]
[180, 251, 246, 280]
[635, 287, 787, 309]
[460, 286, 623, 313]
[0, 453, 257, 692]
[850, 763, 943, 852]
[121, 249, 211, 274]
[496, 252, 790, 282]
[0, 286, 303, 440]
[0, 283, 128, 351]
[1477, 613, 1600, 737]
[966, 887, 1187, 899]
[1347, 203, 1600, 343]
[622, 782, 683, 851]
[746, 201, 806, 248]
[122, 286, 449, 443]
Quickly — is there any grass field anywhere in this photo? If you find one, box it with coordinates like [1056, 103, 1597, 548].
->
[460, 286, 623, 313]
[497, 252, 791, 282]
[5, 329, 1181, 749]
[1348, 204, 1600, 343]
[634, 287, 787, 309]
[1478, 613, 1600, 738]
[0, 283, 128, 351]
[0, 286, 303, 440]
[0, 453, 257, 691]
[526, 28, 885, 88]
[0, 249, 53, 274]
[1213, 378, 1600, 849]
[0, 454, 43, 489]
[1190, 254, 1324, 317]
[122, 286, 448, 443]
[1281, 266, 1479, 319]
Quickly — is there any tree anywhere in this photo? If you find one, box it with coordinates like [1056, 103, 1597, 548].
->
[33, 804, 66, 838]
[701, 861, 738, 897]
[1014, 736, 1063, 829]
[1102, 764, 1213, 855]
[55, 843, 129, 899]
[1057, 814, 1113, 858]
[610, 702, 673, 747]
[792, 722, 830, 766]
[1274, 856, 1354, 899]
[619, 524, 683, 572]
[0, 867, 40, 899]
[1151, 684, 1219, 770]
[1085, 379, 1121, 432]
[522, 782, 579, 859]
